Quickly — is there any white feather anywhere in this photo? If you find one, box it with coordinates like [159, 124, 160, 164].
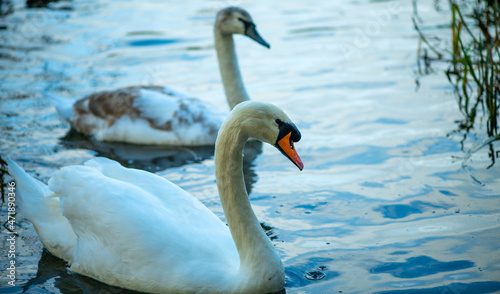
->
[5, 101, 298, 294]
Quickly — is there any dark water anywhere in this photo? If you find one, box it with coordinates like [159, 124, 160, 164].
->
[1, 0, 500, 293]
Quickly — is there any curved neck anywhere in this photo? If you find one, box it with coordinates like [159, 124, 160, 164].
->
[214, 124, 284, 292]
[214, 31, 250, 110]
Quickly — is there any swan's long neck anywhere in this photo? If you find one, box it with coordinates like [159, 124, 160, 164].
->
[214, 124, 284, 291]
[214, 31, 250, 110]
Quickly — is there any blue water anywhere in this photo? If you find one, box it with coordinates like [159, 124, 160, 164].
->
[1, 0, 499, 293]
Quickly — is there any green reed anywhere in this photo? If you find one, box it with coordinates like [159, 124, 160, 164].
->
[414, 0, 500, 166]
[447, 0, 499, 138]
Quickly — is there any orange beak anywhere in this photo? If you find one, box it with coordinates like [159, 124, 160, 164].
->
[276, 132, 304, 171]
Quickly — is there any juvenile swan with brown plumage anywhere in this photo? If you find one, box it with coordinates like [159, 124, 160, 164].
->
[49, 7, 270, 146]
[7, 101, 303, 293]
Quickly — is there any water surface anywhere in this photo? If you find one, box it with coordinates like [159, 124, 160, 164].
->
[1, 0, 499, 293]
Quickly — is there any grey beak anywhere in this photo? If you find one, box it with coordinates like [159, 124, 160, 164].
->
[245, 24, 270, 49]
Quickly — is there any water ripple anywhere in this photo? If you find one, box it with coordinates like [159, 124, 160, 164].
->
[370, 255, 474, 278]
[373, 281, 500, 294]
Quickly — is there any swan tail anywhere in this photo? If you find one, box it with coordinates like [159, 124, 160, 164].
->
[5, 158, 76, 262]
[43, 91, 74, 122]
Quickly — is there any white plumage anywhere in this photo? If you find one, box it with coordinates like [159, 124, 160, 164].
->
[7, 101, 304, 293]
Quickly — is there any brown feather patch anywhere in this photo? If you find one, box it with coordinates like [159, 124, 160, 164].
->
[73, 86, 168, 127]
[71, 85, 216, 137]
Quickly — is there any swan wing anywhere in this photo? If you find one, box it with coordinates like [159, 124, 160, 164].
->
[48, 158, 238, 292]
[71, 86, 225, 146]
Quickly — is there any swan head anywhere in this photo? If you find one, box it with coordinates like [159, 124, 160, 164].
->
[215, 7, 270, 48]
[221, 101, 303, 170]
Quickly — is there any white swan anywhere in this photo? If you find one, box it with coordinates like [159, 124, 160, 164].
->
[49, 7, 270, 146]
[7, 101, 304, 294]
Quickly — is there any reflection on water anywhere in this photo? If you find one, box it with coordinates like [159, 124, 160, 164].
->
[370, 256, 474, 278]
[21, 250, 141, 294]
[1, 0, 499, 293]
[26, 0, 60, 9]
[374, 201, 454, 219]
[59, 129, 262, 193]
[60, 129, 216, 172]
[373, 282, 500, 294]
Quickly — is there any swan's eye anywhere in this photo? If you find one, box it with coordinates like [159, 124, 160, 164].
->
[238, 17, 254, 32]
[238, 17, 250, 25]
[276, 120, 301, 143]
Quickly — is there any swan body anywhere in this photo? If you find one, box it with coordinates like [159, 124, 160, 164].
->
[49, 7, 270, 146]
[53, 86, 226, 145]
[7, 101, 303, 294]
